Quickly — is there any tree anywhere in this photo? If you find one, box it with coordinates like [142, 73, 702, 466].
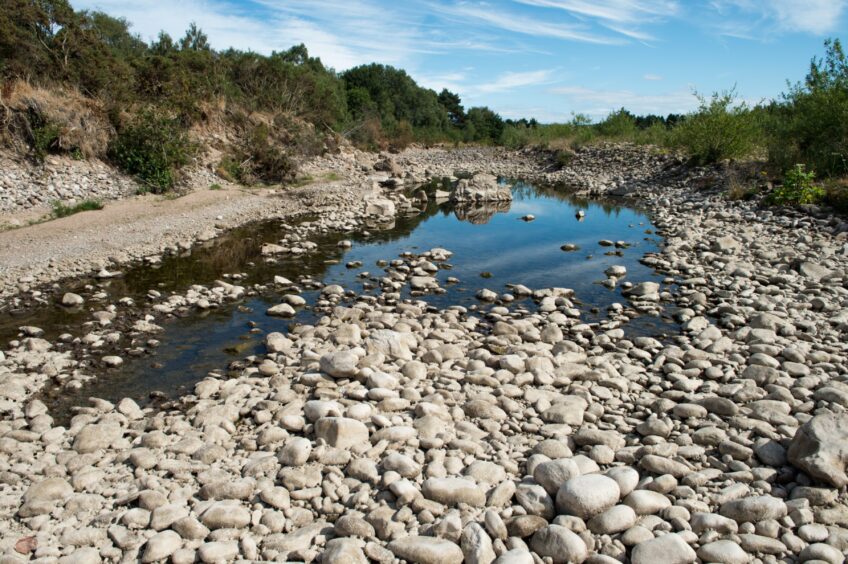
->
[438, 89, 465, 126]
[768, 38, 848, 176]
[180, 22, 209, 51]
[464, 106, 504, 142]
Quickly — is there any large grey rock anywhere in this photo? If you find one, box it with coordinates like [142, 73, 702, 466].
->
[461, 523, 496, 564]
[720, 496, 787, 523]
[556, 474, 620, 518]
[19, 477, 73, 517]
[451, 174, 512, 202]
[142, 530, 182, 563]
[533, 458, 580, 495]
[631, 533, 696, 564]
[422, 477, 485, 507]
[320, 351, 359, 377]
[199, 501, 250, 529]
[696, 540, 749, 564]
[788, 413, 848, 487]
[494, 550, 534, 564]
[530, 525, 588, 563]
[73, 423, 123, 453]
[314, 417, 369, 449]
[388, 536, 464, 564]
[323, 538, 368, 564]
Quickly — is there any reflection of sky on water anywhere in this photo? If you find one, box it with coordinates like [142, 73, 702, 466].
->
[39, 181, 671, 421]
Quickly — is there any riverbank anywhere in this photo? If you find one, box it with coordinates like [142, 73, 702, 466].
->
[1, 144, 848, 564]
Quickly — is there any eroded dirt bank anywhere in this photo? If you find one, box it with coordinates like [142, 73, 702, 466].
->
[1, 145, 848, 564]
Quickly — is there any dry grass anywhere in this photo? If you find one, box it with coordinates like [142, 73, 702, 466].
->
[0, 80, 113, 158]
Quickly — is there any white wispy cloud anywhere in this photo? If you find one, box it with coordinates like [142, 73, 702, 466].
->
[516, 0, 678, 40]
[437, 2, 625, 44]
[643, 73, 663, 81]
[549, 85, 699, 117]
[476, 69, 559, 93]
[708, 0, 847, 36]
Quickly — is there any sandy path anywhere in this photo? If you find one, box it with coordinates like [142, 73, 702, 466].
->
[0, 180, 366, 300]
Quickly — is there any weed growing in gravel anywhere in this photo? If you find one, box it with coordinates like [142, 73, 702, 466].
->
[765, 164, 826, 206]
[51, 199, 104, 218]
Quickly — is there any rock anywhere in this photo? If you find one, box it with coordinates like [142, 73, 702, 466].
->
[588, 504, 637, 534]
[200, 501, 250, 529]
[19, 477, 73, 517]
[61, 292, 84, 306]
[624, 281, 660, 300]
[556, 474, 621, 519]
[320, 351, 359, 378]
[197, 541, 238, 563]
[494, 550, 534, 564]
[314, 417, 369, 448]
[266, 303, 296, 317]
[533, 458, 580, 495]
[451, 174, 512, 202]
[102, 355, 123, 367]
[279, 437, 312, 466]
[324, 538, 368, 564]
[422, 477, 485, 507]
[365, 197, 396, 217]
[696, 540, 749, 564]
[530, 525, 588, 563]
[387, 536, 464, 564]
[623, 490, 671, 515]
[720, 496, 787, 523]
[631, 533, 696, 564]
[73, 423, 123, 453]
[60, 547, 101, 564]
[542, 396, 587, 425]
[461, 523, 496, 564]
[787, 412, 848, 487]
[142, 530, 182, 563]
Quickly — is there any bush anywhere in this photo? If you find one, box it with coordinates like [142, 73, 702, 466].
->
[767, 39, 848, 177]
[596, 108, 637, 138]
[108, 110, 194, 193]
[220, 123, 297, 185]
[52, 198, 104, 217]
[670, 89, 760, 165]
[28, 110, 61, 162]
[765, 164, 825, 206]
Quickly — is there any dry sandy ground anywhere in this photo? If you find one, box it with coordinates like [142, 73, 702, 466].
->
[0, 180, 365, 301]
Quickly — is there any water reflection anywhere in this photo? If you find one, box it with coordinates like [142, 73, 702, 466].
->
[454, 200, 512, 224]
[0, 180, 675, 421]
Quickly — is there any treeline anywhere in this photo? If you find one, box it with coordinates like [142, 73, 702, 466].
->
[0, 0, 515, 191]
[504, 39, 848, 187]
[0, 0, 845, 205]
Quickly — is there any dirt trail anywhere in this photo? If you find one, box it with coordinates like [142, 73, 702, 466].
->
[0, 180, 363, 300]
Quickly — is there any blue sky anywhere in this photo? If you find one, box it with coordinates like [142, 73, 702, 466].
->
[71, 0, 846, 122]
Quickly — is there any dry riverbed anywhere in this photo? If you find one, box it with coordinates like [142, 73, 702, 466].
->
[1, 145, 848, 564]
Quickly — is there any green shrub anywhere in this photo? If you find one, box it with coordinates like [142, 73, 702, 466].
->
[824, 180, 848, 213]
[767, 39, 848, 177]
[670, 89, 760, 165]
[26, 109, 61, 162]
[220, 123, 298, 185]
[765, 164, 825, 206]
[108, 110, 194, 193]
[52, 198, 104, 218]
[596, 108, 637, 139]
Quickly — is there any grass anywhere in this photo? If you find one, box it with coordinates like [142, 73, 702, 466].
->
[51, 199, 104, 218]
[288, 171, 343, 188]
[209, 183, 223, 190]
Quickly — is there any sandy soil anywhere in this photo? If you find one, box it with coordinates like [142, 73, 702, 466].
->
[0, 179, 365, 300]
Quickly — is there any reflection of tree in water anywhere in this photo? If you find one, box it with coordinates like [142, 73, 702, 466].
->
[509, 180, 639, 219]
[454, 200, 512, 225]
